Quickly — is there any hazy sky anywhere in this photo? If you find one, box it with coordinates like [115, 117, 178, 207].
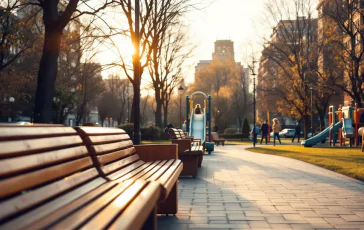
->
[181, 0, 267, 83]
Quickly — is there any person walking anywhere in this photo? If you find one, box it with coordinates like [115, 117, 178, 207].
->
[272, 118, 282, 146]
[260, 120, 269, 144]
[251, 122, 259, 145]
[292, 122, 301, 143]
[182, 120, 187, 132]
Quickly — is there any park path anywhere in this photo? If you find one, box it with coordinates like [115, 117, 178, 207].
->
[158, 145, 364, 230]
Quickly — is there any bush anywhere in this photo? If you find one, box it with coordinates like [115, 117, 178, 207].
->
[141, 126, 162, 140]
[221, 133, 249, 139]
[243, 118, 250, 134]
[118, 123, 134, 137]
[118, 124, 170, 140]
[224, 128, 238, 134]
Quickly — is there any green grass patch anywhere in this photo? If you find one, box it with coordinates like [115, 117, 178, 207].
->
[247, 145, 364, 181]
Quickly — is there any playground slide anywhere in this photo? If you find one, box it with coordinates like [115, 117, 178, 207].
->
[189, 111, 206, 143]
[301, 121, 342, 147]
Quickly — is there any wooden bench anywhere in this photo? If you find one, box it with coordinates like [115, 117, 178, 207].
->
[76, 126, 183, 214]
[168, 128, 204, 177]
[211, 132, 226, 146]
[0, 125, 161, 230]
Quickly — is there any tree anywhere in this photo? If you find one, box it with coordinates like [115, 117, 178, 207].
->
[10, 0, 116, 123]
[105, 74, 131, 125]
[260, 0, 320, 138]
[320, 0, 364, 106]
[110, 0, 201, 126]
[97, 91, 120, 126]
[242, 118, 250, 135]
[148, 25, 193, 127]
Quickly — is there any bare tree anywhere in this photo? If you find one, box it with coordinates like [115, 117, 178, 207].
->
[148, 24, 193, 127]
[320, 0, 364, 106]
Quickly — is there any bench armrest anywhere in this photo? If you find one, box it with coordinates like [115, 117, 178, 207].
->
[135, 144, 178, 161]
[171, 139, 192, 153]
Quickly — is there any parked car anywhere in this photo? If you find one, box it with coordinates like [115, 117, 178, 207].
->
[270, 129, 295, 138]
[280, 129, 295, 138]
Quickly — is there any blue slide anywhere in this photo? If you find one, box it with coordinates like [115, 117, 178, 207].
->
[189, 110, 206, 143]
[301, 122, 342, 147]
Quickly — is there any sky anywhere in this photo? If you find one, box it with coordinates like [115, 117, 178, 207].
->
[94, 0, 269, 84]
[93, 0, 318, 85]
[183, 0, 267, 83]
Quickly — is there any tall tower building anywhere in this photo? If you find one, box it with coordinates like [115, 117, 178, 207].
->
[212, 40, 235, 61]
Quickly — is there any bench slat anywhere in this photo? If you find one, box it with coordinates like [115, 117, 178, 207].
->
[109, 181, 160, 230]
[72, 180, 147, 229]
[0, 135, 83, 158]
[77, 127, 126, 135]
[101, 154, 140, 175]
[0, 146, 88, 177]
[97, 147, 136, 165]
[130, 161, 164, 180]
[0, 157, 93, 199]
[0, 127, 76, 140]
[91, 141, 135, 155]
[87, 134, 131, 145]
[138, 160, 168, 180]
[158, 160, 183, 195]
[147, 160, 176, 181]
[47, 180, 135, 229]
[111, 161, 153, 181]
[0, 177, 106, 229]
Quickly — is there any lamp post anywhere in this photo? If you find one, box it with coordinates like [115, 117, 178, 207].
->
[8, 97, 15, 122]
[178, 85, 184, 128]
[250, 61, 257, 147]
[310, 85, 314, 137]
[133, 0, 141, 144]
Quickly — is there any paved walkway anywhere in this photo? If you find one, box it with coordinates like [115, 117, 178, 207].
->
[158, 145, 364, 230]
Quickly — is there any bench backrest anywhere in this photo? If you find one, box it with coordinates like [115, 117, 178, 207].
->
[0, 126, 99, 223]
[76, 127, 143, 179]
[168, 128, 182, 139]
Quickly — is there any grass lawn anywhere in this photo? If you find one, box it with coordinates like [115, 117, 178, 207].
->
[247, 145, 364, 181]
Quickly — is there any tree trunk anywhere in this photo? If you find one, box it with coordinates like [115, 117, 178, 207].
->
[303, 114, 309, 139]
[163, 104, 168, 128]
[155, 102, 163, 128]
[34, 30, 62, 123]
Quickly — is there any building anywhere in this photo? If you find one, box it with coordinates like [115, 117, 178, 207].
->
[194, 40, 250, 94]
[317, 0, 344, 108]
[257, 17, 318, 127]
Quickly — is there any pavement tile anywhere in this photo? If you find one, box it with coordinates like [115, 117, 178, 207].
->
[158, 146, 364, 229]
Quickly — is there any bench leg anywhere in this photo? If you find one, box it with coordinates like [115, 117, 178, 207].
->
[158, 182, 178, 215]
[142, 206, 157, 230]
[179, 156, 198, 176]
[198, 155, 202, 168]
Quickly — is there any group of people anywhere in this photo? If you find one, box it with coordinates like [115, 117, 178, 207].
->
[252, 119, 301, 146]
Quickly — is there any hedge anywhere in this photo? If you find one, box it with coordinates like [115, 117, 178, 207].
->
[220, 133, 249, 139]
[118, 124, 169, 140]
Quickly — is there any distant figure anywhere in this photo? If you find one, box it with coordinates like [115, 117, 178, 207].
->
[272, 118, 282, 146]
[251, 122, 260, 145]
[182, 120, 187, 132]
[260, 120, 269, 144]
[292, 122, 301, 143]
[214, 124, 219, 133]
[167, 122, 174, 129]
[195, 104, 202, 114]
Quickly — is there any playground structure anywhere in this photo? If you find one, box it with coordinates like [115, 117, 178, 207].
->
[302, 103, 364, 147]
[186, 92, 213, 153]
